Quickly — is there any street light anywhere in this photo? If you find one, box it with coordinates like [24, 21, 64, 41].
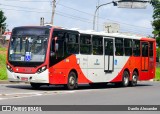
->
[93, 1, 118, 30]
[118, 0, 150, 9]
[92, 0, 150, 30]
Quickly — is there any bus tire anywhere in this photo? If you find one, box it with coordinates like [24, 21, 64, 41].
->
[30, 83, 41, 89]
[65, 71, 77, 90]
[130, 71, 138, 86]
[122, 70, 129, 87]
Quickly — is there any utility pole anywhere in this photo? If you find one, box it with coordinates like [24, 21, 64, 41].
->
[40, 17, 44, 26]
[51, 0, 56, 25]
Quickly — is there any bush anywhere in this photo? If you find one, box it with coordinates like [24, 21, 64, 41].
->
[0, 47, 7, 80]
[155, 67, 160, 81]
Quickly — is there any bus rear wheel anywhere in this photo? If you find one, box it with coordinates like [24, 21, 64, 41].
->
[30, 83, 41, 89]
[122, 71, 130, 87]
[65, 71, 77, 90]
[130, 71, 138, 86]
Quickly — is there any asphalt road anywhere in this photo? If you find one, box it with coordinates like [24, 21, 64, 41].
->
[0, 81, 160, 113]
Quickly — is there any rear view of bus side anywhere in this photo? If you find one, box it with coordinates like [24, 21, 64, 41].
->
[7, 26, 156, 90]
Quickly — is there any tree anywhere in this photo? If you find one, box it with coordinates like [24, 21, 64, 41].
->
[0, 10, 7, 34]
[151, 0, 160, 45]
[151, 0, 160, 61]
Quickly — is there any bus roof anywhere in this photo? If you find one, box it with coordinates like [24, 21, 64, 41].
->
[77, 29, 155, 41]
[13, 26, 52, 30]
[12, 26, 155, 41]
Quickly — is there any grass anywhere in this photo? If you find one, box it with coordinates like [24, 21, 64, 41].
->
[0, 46, 7, 80]
[155, 67, 160, 81]
[0, 45, 7, 51]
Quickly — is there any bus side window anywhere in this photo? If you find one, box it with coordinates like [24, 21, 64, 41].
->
[115, 38, 124, 56]
[92, 35, 103, 55]
[66, 33, 79, 54]
[80, 34, 92, 54]
[51, 31, 65, 57]
[133, 40, 140, 56]
[149, 42, 153, 57]
[142, 43, 148, 57]
[124, 39, 132, 56]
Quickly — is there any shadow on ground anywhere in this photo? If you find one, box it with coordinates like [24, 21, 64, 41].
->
[5, 82, 153, 91]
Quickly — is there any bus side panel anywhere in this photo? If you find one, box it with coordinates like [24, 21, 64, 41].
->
[111, 56, 141, 82]
[49, 55, 92, 84]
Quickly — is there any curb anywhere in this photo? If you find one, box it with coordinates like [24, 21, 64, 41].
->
[0, 80, 11, 84]
[0, 80, 27, 84]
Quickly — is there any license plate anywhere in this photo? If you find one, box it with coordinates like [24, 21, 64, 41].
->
[21, 77, 28, 81]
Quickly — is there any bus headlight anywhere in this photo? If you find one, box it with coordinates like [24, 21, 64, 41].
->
[6, 64, 13, 72]
[37, 66, 47, 74]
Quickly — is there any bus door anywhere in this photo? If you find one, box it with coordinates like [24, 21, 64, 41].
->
[149, 42, 154, 78]
[104, 37, 114, 72]
[141, 42, 149, 71]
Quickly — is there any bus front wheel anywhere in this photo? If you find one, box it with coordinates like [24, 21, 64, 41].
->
[65, 71, 78, 90]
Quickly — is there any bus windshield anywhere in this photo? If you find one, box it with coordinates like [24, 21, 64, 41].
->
[8, 28, 49, 62]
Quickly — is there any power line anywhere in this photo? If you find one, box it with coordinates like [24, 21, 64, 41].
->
[0, 8, 152, 34]
[1, 7, 150, 33]
[0, 3, 152, 35]
[0, 4, 94, 22]
[57, 3, 152, 30]
[1, 1, 153, 30]
[1, 8, 150, 35]
[0, 7, 93, 23]
[4, 0, 50, 2]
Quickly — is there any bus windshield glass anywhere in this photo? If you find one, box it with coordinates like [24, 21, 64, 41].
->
[9, 28, 50, 62]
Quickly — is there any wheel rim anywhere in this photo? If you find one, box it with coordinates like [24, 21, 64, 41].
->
[69, 76, 75, 86]
[132, 74, 137, 84]
[124, 75, 129, 85]
[123, 72, 129, 86]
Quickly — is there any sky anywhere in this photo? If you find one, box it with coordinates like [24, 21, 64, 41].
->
[0, 0, 154, 36]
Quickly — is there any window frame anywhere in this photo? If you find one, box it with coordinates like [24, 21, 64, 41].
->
[149, 42, 154, 57]
[80, 34, 92, 55]
[133, 40, 140, 57]
[92, 35, 103, 55]
[115, 38, 124, 56]
[66, 32, 79, 54]
[124, 39, 132, 56]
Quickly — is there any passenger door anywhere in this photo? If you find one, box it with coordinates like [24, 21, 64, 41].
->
[104, 37, 114, 72]
[141, 42, 149, 71]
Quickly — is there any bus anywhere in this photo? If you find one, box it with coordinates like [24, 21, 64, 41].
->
[6, 26, 156, 90]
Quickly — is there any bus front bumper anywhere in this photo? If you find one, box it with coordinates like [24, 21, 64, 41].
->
[7, 69, 49, 83]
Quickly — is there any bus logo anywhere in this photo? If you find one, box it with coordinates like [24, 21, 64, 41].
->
[114, 60, 117, 65]
[94, 59, 100, 65]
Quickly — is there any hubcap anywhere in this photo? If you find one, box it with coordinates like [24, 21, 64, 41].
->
[69, 76, 75, 86]
[124, 75, 129, 85]
[132, 74, 137, 83]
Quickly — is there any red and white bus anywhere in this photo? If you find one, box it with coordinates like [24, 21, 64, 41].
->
[6, 26, 156, 89]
